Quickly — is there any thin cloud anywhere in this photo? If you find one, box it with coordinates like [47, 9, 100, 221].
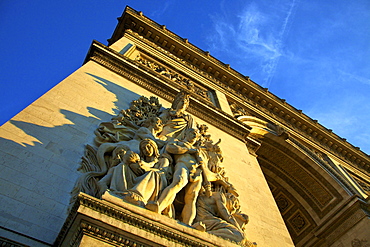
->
[264, 0, 298, 87]
[151, 1, 172, 19]
[207, 0, 299, 88]
[338, 70, 370, 86]
[237, 4, 281, 59]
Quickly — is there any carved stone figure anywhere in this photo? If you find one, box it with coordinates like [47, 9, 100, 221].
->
[194, 191, 248, 243]
[72, 92, 250, 244]
[98, 139, 162, 199]
[135, 117, 163, 140]
[98, 150, 141, 195]
[121, 147, 172, 208]
[159, 91, 194, 140]
[69, 144, 130, 205]
[146, 128, 203, 225]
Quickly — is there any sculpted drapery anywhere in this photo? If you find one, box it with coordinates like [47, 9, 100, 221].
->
[72, 91, 250, 244]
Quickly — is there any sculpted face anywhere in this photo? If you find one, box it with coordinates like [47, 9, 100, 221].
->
[143, 143, 154, 157]
[173, 96, 189, 116]
[185, 128, 198, 143]
[154, 117, 163, 132]
[139, 139, 159, 159]
[226, 193, 240, 214]
[176, 98, 188, 112]
[142, 117, 163, 134]
[170, 92, 190, 117]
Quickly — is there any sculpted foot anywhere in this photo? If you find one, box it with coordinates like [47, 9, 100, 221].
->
[192, 221, 206, 232]
[122, 191, 145, 207]
[145, 201, 160, 213]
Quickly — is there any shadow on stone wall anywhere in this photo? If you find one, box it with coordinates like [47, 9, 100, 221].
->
[0, 73, 141, 244]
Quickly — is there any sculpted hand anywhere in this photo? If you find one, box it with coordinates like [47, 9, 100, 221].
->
[129, 162, 145, 176]
[187, 148, 198, 154]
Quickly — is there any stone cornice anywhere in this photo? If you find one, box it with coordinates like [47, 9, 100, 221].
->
[72, 221, 150, 246]
[116, 29, 370, 178]
[55, 193, 244, 247]
[107, 6, 370, 175]
[313, 195, 369, 245]
[231, 98, 370, 176]
[84, 40, 251, 142]
[0, 237, 27, 247]
[126, 31, 369, 177]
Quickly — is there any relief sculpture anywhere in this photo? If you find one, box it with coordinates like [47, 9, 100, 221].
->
[71, 91, 252, 245]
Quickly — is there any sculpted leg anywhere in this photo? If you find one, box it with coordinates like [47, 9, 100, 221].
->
[181, 177, 202, 225]
[155, 163, 189, 212]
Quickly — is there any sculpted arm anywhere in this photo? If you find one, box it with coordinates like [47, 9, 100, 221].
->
[166, 141, 196, 155]
[138, 160, 158, 172]
[215, 192, 241, 229]
[166, 141, 186, 154]
[97, 167, 115, 196]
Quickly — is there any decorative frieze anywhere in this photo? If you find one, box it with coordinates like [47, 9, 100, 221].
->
[112, 10, 370, 176]
[86, 41, 251, 143]
[134, 54, 216, 104]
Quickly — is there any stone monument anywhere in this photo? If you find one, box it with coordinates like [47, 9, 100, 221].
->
[0, 6, 369, 247]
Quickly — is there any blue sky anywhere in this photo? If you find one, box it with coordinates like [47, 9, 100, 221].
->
[1, 1, 369, 154]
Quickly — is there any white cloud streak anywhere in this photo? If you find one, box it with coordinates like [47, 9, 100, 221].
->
[264, 0, 297, 87]
[151, 1, 172, 19]
[338, 70, 370, 86]
[208, 0, 299, 87]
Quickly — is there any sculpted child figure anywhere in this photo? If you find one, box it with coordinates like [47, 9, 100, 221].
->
[146, 128, 203, 225]
[97, 149, 142, 197]
[122, 139, 172, 207]
[98, 139, 167, 199]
